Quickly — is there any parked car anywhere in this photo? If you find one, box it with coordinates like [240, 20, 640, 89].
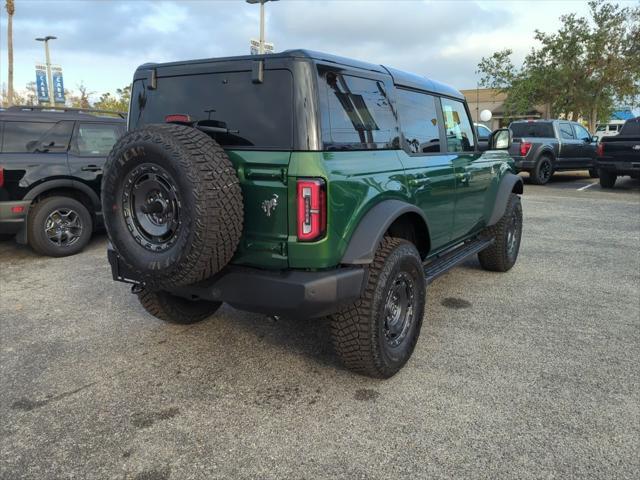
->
[596, 116, 640, 188]
[475, 122, 492, 150]
[0, 106, 125, 256]
[594, 120, 625, 141]
[104, 50, 523, 378]
[508, 120, 598, 184]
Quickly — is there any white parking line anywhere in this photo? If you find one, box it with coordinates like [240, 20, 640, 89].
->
[577, 182, 598, 191]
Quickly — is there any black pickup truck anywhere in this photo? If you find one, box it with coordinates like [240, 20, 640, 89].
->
[508, 120, 598, 185]
[596, 117, 640, 188]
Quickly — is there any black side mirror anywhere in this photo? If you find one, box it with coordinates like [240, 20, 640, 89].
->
[489, 128, 511, 150]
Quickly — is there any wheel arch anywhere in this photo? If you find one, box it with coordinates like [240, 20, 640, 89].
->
[24, 180, 100, 212]
[486, 173, 523, 227]
[341, 200, 431, 265]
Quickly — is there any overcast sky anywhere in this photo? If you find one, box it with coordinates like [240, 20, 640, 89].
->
[0, 0, 608, 99]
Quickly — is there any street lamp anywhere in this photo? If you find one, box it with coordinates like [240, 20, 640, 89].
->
[246, 0, 278, 54]
[35, 35, 57, 106]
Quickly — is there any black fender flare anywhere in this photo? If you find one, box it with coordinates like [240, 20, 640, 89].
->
[535, 146, 556, 164]
[341, 200, 429, 265]
[23, 179, 101, 210]
[486, 173, 523, 227]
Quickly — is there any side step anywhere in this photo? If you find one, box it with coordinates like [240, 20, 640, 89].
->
[424, 237, 494, 284]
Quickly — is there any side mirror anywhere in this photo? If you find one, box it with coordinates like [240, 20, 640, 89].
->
[489, 128, 511, 150]
[591, 135, 598, 143]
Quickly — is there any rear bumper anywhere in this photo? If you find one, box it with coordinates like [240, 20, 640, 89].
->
[511, 156, 536, 171]
[108, 247, 365, 318]
[0, 201, 29, 235]
[596, 159, 640, 176]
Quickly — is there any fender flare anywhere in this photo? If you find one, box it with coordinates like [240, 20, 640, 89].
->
[486, 173, 523, 227]
[23, 179, 101, 210]
[535, 145, 556, 163]
[341, 200, 429, 265]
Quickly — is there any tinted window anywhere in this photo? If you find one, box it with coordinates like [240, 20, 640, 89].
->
[440, 98, 474, 152]
[319, 71, 398, 150]
[509, 122, 555, 138]
[1, 121, 74, 153]
[396, 89, 440, 153]
[71, 123, 122, 156]
[130, 70, 293, 149]
[560, 123, 575, 139]
[620, 118, 640, 135]
[573, 124, 591, 141]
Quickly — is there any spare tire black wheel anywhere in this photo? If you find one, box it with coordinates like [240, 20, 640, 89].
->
[102, 124, 243, 289]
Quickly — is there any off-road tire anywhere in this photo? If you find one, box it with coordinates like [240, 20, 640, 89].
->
[102, 124, 243, 290]
[27, 196, 93, 257]
[588, 168, 599, 178]
[329, 237, 426, 378]
[530, 155, 553, 185]
[598, 169, 617, 188]
[478, 193, 522, 272]
[137, 288, 221, 324]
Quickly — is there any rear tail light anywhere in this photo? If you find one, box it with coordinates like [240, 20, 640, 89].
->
[297, 178, 326, 242]
[0, 167, 4, 188]
[596, 142, 604, 157]
[520, 142, 532, 157]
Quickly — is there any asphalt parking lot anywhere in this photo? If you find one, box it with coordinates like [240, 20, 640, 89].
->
[1, 172, 639, 480]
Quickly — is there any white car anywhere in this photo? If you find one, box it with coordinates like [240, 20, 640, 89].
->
[594, 121, 625, 141]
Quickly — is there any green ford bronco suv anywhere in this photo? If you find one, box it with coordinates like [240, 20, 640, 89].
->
[103, 50, 523, 378]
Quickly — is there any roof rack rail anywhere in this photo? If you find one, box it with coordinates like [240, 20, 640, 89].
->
[7, 105, 127, 119]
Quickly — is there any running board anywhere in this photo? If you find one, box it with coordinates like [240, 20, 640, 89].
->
[424, 237, 494, 284]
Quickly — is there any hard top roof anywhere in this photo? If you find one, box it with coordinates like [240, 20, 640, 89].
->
[138, 49, 464, 100]
[0, 106, 125, 123]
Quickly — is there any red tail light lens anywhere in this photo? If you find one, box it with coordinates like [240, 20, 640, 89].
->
[297, 178, 326, 242]
[0, 167, 4, 188]
[596, 142, 604, 157]
[165, 114, 191, 123]
[520, 142, 532, 157]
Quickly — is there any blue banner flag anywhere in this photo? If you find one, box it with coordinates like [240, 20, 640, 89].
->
[52, 68, 65, 104]
[35, 68, 49, 103]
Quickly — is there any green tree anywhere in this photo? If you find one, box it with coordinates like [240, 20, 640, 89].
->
[478, 0, 640, 130]
[93, 85, 130, 113]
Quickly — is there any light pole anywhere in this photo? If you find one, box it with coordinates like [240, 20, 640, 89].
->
[246, 0, 278, 54]
[35, 35, 57, 106]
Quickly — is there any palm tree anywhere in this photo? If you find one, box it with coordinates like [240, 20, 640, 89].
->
[5, 0, 15, 106]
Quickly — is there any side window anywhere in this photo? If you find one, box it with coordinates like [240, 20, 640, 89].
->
[477, 124, 491, 140]
[71, 123, 122, 156]
[1, 121, 56, 153]
[319, 71, 398, 150]
[440, 98, 475, 152]
[573, 124, 591, 141]
[559, 123, 575, 140]
[395, 89, 441, 153]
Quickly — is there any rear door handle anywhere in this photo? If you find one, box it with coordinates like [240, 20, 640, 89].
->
[81, 165, 102, 172]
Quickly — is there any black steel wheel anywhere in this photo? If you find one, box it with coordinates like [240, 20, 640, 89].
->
[329, 237, 426, 378]
[478, 193, 523, 272]
[27, 196, 93, 257]
[531, 156, 553, 185]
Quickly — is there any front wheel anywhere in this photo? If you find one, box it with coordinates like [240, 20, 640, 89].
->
[599, 169, 617, 188]
[137, 288, 222, 324]
[328, 237, 426, 378]
[478, 193, 523, 272]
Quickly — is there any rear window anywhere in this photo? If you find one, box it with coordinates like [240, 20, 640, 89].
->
[318, 71, 398, 150]
[510, 122, 554, 138]
[130, 69, 294, 150]
[620, 118, 640, 135]
[1, 121, 58, 152]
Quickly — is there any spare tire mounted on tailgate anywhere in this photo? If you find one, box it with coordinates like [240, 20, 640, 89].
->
[102, 123, 243, 290]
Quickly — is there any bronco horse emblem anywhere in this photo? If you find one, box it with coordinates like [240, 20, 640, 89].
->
[261, 194, 279, 217]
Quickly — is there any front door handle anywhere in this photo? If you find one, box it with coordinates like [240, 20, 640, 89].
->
[81, 165, 102, 172]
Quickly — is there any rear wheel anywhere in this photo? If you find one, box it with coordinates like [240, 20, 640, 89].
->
[530, 155, 553, 185]
[478, 193, 522, 272]
[27, 196, 93, 257]
[329, 237, 426, 378]
[599, 169, 617, 188]
[137, 288, 221, 324]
